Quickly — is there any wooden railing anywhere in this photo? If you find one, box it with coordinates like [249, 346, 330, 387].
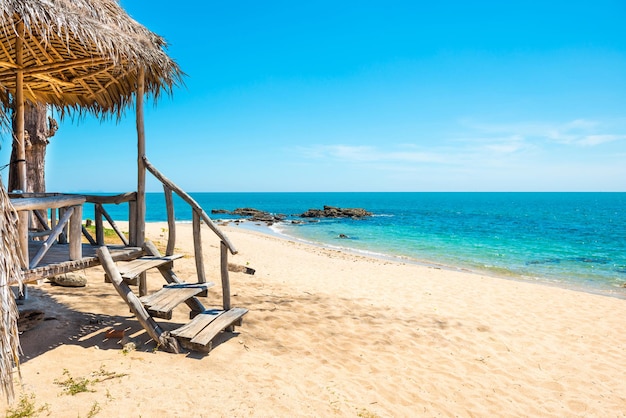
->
[143, 157, 237, 308]
[9, 193, 85, 269]
[81, 192, 137, 247]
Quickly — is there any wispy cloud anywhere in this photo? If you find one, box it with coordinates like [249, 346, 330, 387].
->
[297, 144, 450, 164]
[460, 117, 626, 148]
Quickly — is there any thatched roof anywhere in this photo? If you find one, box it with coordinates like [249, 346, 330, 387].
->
[0, 0, 183, 118]
[0, 0, 184, 402]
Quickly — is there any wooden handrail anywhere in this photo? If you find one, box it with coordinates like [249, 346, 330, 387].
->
[81, 192, 137, 205]
[142, 156, 237, 255]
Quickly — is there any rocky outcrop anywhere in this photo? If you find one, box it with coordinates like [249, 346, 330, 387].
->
[211, 208, 284, 224]
[211, 205, 371, 223]
[299, 206, 372, 219]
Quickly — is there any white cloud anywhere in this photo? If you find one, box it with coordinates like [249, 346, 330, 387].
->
[461, 117, 625, 148]
[577, 134, 626, 147]
[297, 144, 450, 164]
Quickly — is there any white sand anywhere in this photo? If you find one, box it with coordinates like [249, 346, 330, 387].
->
[3, 222, 626, 417]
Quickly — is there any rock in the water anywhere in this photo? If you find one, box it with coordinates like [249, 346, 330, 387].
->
[51, 273, 87, 287]
[300, 205, 372, 219]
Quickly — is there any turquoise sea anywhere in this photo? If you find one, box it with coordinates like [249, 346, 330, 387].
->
[87, 192, 626, 298]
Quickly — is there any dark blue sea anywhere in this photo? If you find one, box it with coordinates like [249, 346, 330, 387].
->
[85, 192, 626, 298]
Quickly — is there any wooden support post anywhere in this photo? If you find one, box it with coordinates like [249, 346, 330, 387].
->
[17, 212, 29, 268]
[69, 204, 82, 260]
[51, 207, 57, 230]
[58, 208, 68, 244]
[128, 200, 137, 246]
[192, 209, 206, 284]
[164, 186, 176, 256]
[136, 69, 147, 294]
[136, 67, 146, 248]
[14, 21, 27, 265]
[220, 241, 234, 331]
[97, 246, 179, 353]
[95, 204, 104, 245]
[220, 241, 231, 311]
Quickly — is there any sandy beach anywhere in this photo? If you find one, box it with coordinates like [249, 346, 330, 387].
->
[3, 221, 626, 417]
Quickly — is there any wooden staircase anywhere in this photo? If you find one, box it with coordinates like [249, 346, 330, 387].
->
[86, 158, 250, 354]
[97, 242, 248, 353]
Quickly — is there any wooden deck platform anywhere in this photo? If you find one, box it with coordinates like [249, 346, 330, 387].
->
[23, 243, 143, 283]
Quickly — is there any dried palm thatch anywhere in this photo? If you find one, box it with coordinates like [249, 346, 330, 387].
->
[0, 177, 24, 402]
[0, 0, 184, 401]
[0, 0, 183, 119]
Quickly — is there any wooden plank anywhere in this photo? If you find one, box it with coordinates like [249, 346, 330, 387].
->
[189, 308, 248, 348]
[141, 287, 208, 319]
[21, 245, 143, 283]
[118, 255, 182, 279]
[141, 283, 212, 306]
[143, 241, 207, 315]
[171, 309, 223, 340]
[83, 192, 136, 205]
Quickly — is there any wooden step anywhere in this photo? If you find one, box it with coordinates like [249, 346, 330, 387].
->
[118, 254, 183, 280]
[171, 307, 248, 352]
[139, 283, 213, 320]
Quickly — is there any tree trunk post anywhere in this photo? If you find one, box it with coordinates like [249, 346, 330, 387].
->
[136, 68, 146, 247]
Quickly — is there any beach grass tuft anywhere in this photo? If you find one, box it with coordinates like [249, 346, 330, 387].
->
[54, 366, 127, 396]
[3, 393, 50, 418]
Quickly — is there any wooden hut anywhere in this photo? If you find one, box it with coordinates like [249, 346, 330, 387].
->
[0, 0, 247, 399]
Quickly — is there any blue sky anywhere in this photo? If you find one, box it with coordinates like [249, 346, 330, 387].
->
[2, 0, 625, 192]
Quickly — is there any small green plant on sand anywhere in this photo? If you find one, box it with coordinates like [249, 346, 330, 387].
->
[357, 409, 381, 418]
[83, 401, 101, 418]
[4, 393, 50, 418]
[54, 369, 93, 396]
[54, 366, 127, 396]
